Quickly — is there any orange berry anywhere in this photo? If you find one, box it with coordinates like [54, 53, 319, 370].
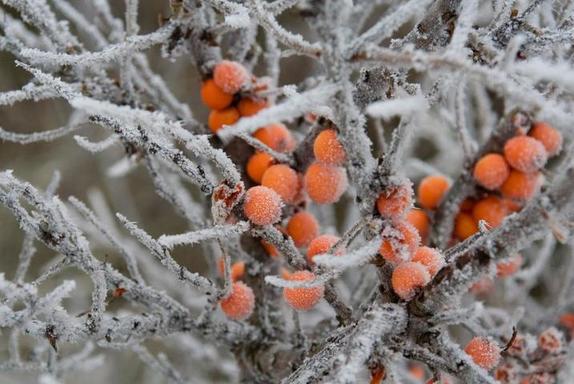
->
[529, 121, 562, 157]
[412, 246, 445, 277]
[253, 123, 296, 152]
[559, 313, 574, 331]
[307, 234, 341, 264]
[261, 240, 279, 258]
[208, 107, 240, 133]
[376, 183, 413, 218]
[379, 221, 420, 264]
[246, 152, 274, 183]
[473, 153, 510, 190]
[217, 259, 246, 282]
[370, 367, 386, 384]
[406, 209, 430, 241]
[313, 129, 346, 165]
[283, 270, 324, 310]
[538, 327, 563, 353]
[408, 365, 425, 380]
[391, 261, 430, 300]
[464, 337, 501, 370]
[238, 97, 268, 117]
[504, 136, 547, 173]
[243, 186, 282, 225]
[417, 175, 450, 210]
[201, 79, 233, 110]
[287, 211, 319, 248]
[500, 170, 540, 200]
[470, 277, 494, 295]
[219, 281, 255, 320]
[213, 60, 249, 94]
[454, 212, 479, 240]
[261, 164, 300, 204]
[472, 196, 509, 228]
[496, 254, 523, 277]
[304, 162, 348, 204]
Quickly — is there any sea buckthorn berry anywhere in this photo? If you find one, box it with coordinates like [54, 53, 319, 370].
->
[313, 129, 346, 165]
[391, 261, 430, 300]
[464, 337, 501, 370]
[472, 196, 509, 228]
[213, 60, 249, 94]
[287, 211, 319, 248]
[496, 254, 523, 277]
[504, 136, 547, 173]
[219, 281, 255, 320]
[379, 221, 420, 264]
[246, 152, 274, 184]
[376, 183, 413, 218]
[304, 162, 348, 204]
[307, 234, 342, 264]
[412, 246, 445, 277]
[408, 364, 425, 380]
[538, 327, 563, 353]
[217, 259, 246, 282]
[500, 170, 540, 201]
[201, 79, 233, 110]
[261, 164, 300, 204]
[473, 153, 510, 190]
[454, 212, 479, 240]
[559, 313, 574, 333]
[283, 270, 324, 310]
[238, 97, 268, 117]
[494, 363, 519, 384]
[254, 123, 296, 152]
[470, 277, 494, 296]
[406, 209, 430, 241]
[261, 240, 279, 258]
[417, 175, 450, 210]
[208, 107, 240, 133]
[370, 367, 386, 384]
[529, 121, 562, 157]
[243, 186, 282, 225]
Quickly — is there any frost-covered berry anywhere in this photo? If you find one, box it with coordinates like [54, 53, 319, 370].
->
[219, 281, 255, 320]
[406, 209, 430, 241]
[313, 129, 346, 165]
[287, 211, 319, 248]
[473, 153, 510, 190]
[201, 79, 233, 110]
[213, 60, 250, 94]
[529, 121, 562, 157]
[496, 254, 523, 277]
[464, 337, 501, 370]
[494, 362, 519, 384]
[454, 212, 479, 240]
[470, 277, 494, 295]
[412, 246, 445, 277]
[283, 270, 324, 310]
[538, 327, 563, 353]
[261, 164, 300, 204]
[417, 175, 450, 210]
[472, 196, 509, 228]
[307, 234, 341, 264]
[370, 367, 386, 384]
[254, 123, 296, 152]
[246, 152, 274, 184]
[504, 136, 547, 173]
[376, 183, 413, 219]
[500, 170, 540, 201]
[208, 107, 240, 133]
[391, 261, 430, 300]
[243, 186, 282, 225]
[304, 162, 348, 204]
[217, 259, 246, 282]
[379, 221, 420, 264]
[238, 97, 268, 117]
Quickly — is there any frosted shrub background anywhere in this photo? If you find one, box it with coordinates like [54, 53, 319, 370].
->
[0, 0, 574, 383]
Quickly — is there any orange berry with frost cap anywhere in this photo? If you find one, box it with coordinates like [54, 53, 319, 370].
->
[313, 129, 346, 165]
[283, 270, 324, 310]
[473, 153, 510, 190]
[464, 337, 501, 370]
[412, 246, 445, 277]
[504, 136, 547, 173]
[454, 212, 479, 240]
[472, 196, 509, 228]
[529, 121, 562, 157]
[379, 221, 420, 265]
[406, 209, 430, 241]
[213, 60, 249, 94]
[376, 183, 413, 218]
[208, 107, 240, 133]
[254, 123, 296, 152]
[304, 162, 348, 204]
[287, 211, 319, 248]
[217, 259, 246, 282]
[243, 186, 282, 225]
[391, 261, 430, 300]
[496, 254, 523, 277]
[246, 152, 274, 184]
[261, 164, 300, 204]
[500, 170, 540, 201]
[538, 327, 563, 353]
[201, 79, 233, 110]
[238, 97, 268, 117]
[307, 234, 341, 264]
[219, 281, 255, 320]
[417, 175, 450, 209]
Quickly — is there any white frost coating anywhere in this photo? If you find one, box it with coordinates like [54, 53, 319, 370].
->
[313, 239, 381, 270]
[366, 95, 429, 120]
[225, 12, 251, 29]
[158, 221, 251, 249]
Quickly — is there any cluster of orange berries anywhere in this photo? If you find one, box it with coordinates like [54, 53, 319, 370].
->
[374, 182, 446, 300]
